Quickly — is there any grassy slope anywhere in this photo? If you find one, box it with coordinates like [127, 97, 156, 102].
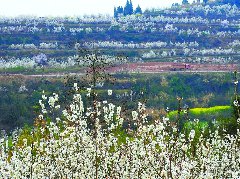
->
[168, 105, 233, 121]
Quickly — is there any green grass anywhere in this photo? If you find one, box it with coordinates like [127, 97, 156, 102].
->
[168, 106, 233, 121]
[190, 106, 231, 115]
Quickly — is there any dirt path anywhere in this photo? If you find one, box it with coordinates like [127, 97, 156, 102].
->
[0, 71, 236, 79]
[0, 62, 238, 78]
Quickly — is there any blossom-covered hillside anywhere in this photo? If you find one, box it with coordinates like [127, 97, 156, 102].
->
[0, 4, 240, 71]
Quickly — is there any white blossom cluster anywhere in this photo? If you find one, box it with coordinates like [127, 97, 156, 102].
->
[39, 42, 59, 49]
[8, 44, 37, 50]
[0, 15, 112, 34]
[141, 47, 237, 62]
[8, 42, 59, 50]
[1, 5, 240, 35]
[176, 56, 235, 64]
[82, 41, 199, 49]
[69, 27, 84, 34]
[117, 15, 210, 25]
[0, 57, 36, 69]
[191, 48, 236, 56]
[187, 4, 240, 17]
[0, 24, 103, 34]
[0, 89, 239, 178]
[0, 53, 127, 70]
[178, 28, 240, 38]
[0, 15, 112, 26]
[228, 40, 240, 47]
[162, 4, 240, 18]
[0, 25, 44, 34]
[8, 41, 199, 51]
[0, 56, 78, 69]
[18, 85, 28, 93]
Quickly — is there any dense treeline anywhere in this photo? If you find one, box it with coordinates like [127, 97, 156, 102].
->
[0, 73, 236, 131]
[114, 0, 142, 18]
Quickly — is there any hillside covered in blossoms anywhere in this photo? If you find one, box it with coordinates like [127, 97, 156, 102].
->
[0, 1, 240, 71]
[0, 0, 240, 178]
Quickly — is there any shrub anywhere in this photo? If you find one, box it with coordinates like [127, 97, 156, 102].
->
[0, 87, 239, 178]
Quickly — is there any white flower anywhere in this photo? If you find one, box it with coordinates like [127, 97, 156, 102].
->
[56, 118, 61, 122]
[163, 117, 169, 122]
[18, 85, 28, 92]
[116, 106, 121, 115]
[108, 90, 112, 96]
[233, 100, 239, 107]
[159, 122, 165, 131]
[173, 127, 177, 132]
[189, 130, 195, 140]
[86, 88, 91, 93]
[42, 94, 47, 100]
[237, 118, 240, 124]
[202, 145, 209, 156]
[132, 111, 138, 120]
[48, 96, 56, 108]
[181, 144, 188, 152]
[74, 83, 79, 91]
[42, 109, 47, 114]
[55, 105, 60, 109]
[86, 88, 91, 97]
[39, 115, 44, 119]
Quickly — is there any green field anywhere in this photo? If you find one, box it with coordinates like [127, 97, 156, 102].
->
[168, 105, 233, 121]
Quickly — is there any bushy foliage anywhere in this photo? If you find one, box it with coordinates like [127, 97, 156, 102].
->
[0, 73, 235, 131]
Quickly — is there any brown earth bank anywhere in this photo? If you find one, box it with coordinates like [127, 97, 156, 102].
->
[108, 62, 239, 73]
[0, 62, 238, 78]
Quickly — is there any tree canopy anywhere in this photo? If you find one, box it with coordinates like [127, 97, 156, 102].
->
[114, 0, 142, 18]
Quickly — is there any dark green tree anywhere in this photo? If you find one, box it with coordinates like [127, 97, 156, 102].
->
[223, 0, 239, 5]
[234, 0, 240, 6]
[117, 6, 124, 15]
[134, 5, 142, 14]
[237, 1, 240, 6]
[129, 0, 134, 15]
[124, 0, 133, 16]
[123, 0, 129, 16]
[114, 6, 124, 18]
[117, 6, 123, 14]
[114, 7, 117, 18]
